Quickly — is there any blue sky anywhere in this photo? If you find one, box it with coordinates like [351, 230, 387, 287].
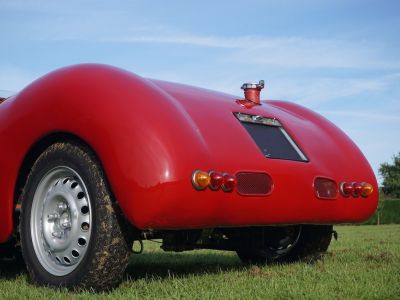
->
[1, 0, 399, 182]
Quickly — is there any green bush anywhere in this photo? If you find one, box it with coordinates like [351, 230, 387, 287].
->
[364, 199, 400, 225]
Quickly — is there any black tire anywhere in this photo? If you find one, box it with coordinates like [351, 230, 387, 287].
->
[236, 225, 333, 265]
[20, 141, 130, 291]
[276, 225, 333, 263]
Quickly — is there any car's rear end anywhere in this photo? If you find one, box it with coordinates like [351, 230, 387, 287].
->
[133, 79, 378, 230]
[138, 78, 378, 267]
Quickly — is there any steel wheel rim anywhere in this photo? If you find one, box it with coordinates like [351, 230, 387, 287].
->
[30, 166, 92, 276]
[266, 226, 302, 259]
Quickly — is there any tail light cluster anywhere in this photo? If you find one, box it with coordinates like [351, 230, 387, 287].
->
[192, 170, 237, 192]
[340, 181, 374, 198]
[314, 178, 374, 200]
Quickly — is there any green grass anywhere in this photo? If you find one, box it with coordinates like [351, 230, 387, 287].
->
[1, 225, 399, 299]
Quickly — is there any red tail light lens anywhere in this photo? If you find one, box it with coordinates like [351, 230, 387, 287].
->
[340, 182, 354, 197]
[314, 177, 338, 199]
[209, 171, 224, 190]
[222, 174, 237, 192]
[352, 182, 363, 197]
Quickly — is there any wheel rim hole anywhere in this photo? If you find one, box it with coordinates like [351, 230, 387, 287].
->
[81, 206, 89, 214]
[78, 237, 87, 246]
[63, 178, 70, 184]
[63, 257, 71, 264]
[81, 222, 90, 231]
[77, 192, 85, 199]
[55, 257, 61, 264]
[71, 250, 80, 258]
[71, 182, 78, 189]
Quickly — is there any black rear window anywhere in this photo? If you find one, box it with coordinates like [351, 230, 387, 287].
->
[235, 113, 308, 162]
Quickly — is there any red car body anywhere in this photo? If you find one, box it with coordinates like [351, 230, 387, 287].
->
[0, 64, 378, 244]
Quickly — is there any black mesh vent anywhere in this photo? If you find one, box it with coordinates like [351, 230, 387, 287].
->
[236, 172, 273, 196]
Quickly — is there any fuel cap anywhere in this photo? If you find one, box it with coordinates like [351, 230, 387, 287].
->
[241, 80, 265, 90]
[240, 80, 265, 104]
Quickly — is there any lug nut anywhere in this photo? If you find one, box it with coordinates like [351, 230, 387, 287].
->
[52, 231, 63, 238]
[58, 202, 68, 212]
[48, 213, 60, 221]
[61, 221, 71, 229]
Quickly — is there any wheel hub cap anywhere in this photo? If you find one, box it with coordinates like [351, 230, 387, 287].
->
[30, 167, 92, 276]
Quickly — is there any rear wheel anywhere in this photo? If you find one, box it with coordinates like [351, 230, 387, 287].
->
[20, 142, 130, 291]
[236, 225, 332, 265]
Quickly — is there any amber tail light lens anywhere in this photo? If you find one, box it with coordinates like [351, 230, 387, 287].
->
[314, 177, 338, 199]
[361, 183, 374, 197]
[192, 170, 210, 190]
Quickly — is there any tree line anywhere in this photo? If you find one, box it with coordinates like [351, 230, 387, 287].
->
[380, 152, 400, 198]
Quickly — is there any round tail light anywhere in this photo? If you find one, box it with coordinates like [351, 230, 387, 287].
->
[192, 170, 210, 190]
[352, 182, 363, 197]
[340, 181, 374, 198]
[209, 171, 224, 190]
[340, 182, 354, 197]
[361, 182, 374, 197]
[222, 174, 237, 192]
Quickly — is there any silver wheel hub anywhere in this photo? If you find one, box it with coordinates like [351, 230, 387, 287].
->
[30, 166, 92, 276]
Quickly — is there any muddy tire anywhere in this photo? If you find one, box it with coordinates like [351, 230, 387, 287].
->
[20, 142, 130, 291]
[236, 225, 332, 265]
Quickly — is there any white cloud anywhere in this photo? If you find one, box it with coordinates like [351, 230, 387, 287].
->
[56, 32, 400, 70]
[319, 110, 400, 123]
[2, 1, 398, 71]
[266, 75, 395, 106]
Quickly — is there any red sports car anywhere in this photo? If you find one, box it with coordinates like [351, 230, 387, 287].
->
[0, 64, 378, 291]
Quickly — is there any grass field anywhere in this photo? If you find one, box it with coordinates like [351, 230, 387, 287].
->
[0, 225, 399, 299]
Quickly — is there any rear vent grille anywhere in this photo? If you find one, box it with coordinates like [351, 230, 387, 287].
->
[236, 172, 273, 196]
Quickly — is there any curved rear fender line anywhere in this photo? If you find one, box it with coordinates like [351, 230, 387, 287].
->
[13, 131, 116, 211]
[7, 131, 132, 244]
[0, 64, 213, 241]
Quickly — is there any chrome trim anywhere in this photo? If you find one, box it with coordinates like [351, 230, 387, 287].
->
[279, 127, 308, 161]
[234, 112, 308, 162]
[241, 80, 265, 90]
[234, 112, 281, 127]
[191, 170, 208, 191]
[339, 181, 350, 198]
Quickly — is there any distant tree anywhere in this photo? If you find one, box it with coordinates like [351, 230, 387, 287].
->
[379, 153, 400, 198]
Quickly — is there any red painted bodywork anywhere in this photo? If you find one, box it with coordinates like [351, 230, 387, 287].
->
[0, 64, 378, 243]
